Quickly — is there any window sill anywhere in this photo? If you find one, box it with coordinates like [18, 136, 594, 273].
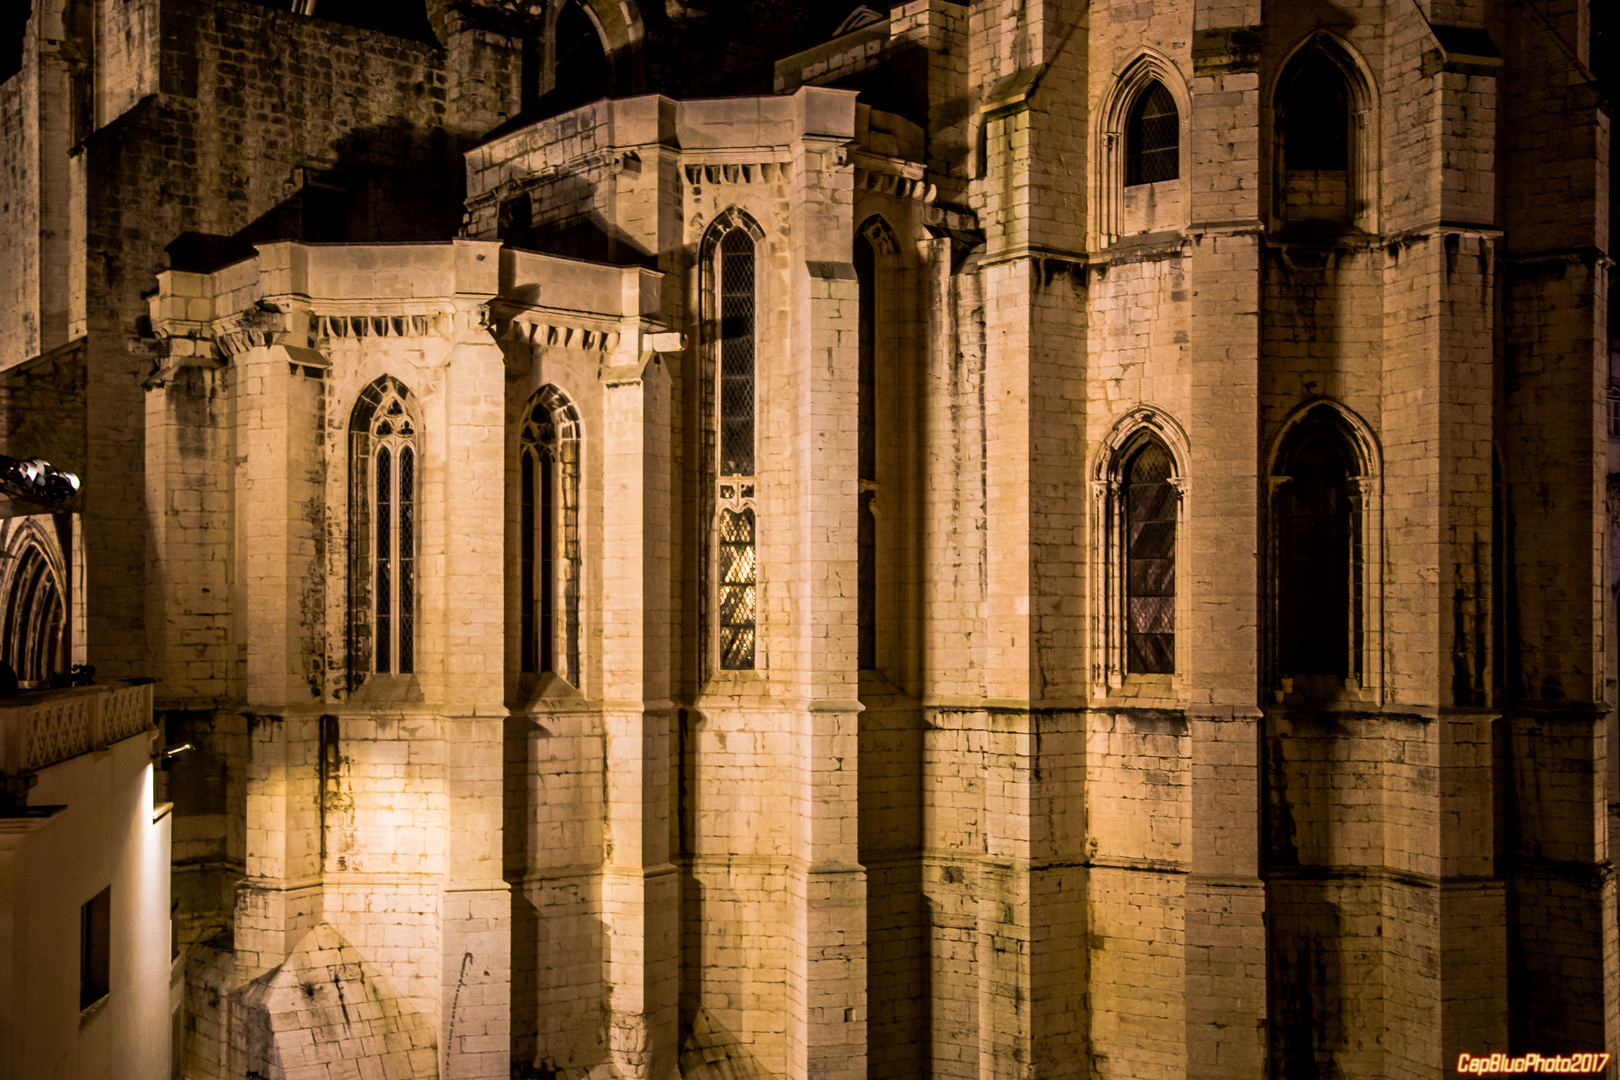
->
[516, 671, 586, 713]
[1094, 672, 1181, 709]
[345, 673, 424, 706]
[696, 669, 775, 705]
[79, 993, 108, 1027]
[1271, 675, 1376, 709]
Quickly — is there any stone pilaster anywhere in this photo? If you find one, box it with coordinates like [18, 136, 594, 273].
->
[1185, 4, 1265, 1076]
[782, 87, 867, 1080]
[233, 341, 327, 979]
[601, 341, 679, 1079]
[438, 332, 511, 1080]
[1497, 0, 1617, 1060]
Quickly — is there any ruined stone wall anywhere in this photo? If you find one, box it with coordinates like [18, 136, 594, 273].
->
[0, 63, 40, 371]
[2, 0, 1610, 1077]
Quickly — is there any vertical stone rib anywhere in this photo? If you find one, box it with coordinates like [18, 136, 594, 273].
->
[782, 87, 867, 1080]
[602, 344, 678, 1079]
[1186, 3, 1265, 1075]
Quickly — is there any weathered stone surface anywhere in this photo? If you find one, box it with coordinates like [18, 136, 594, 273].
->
[0, 1, 1614, 1078]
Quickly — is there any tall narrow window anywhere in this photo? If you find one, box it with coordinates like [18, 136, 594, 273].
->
[719, 230, 756, 478]
[855, 232, 877, 670]
[1275, 418, 1360, 679]
[1124, 440, 1176, 673]
[1126, 81, 1180, 185]
[80, 886, 110, 1010]
[2, 541, 67, 684]
[350, 377, 419, 679]
[519, 386, 581, 683]
[1279, 51, 1349, 171]
[709, 213, 762, 671]
[547, 0, 610, 115]
[1273, 36, 1373, 232]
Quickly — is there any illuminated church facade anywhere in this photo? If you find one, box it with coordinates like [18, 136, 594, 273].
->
[0, 0, 1615, 1077]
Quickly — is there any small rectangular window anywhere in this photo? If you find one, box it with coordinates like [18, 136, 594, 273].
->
[81, 886, 110, 1010]
[1607, 394, 1620, 437]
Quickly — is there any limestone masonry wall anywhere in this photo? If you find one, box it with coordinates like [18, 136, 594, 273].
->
[0, 0, 1614, 1078]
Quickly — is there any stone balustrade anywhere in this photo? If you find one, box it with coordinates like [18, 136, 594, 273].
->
[0, 679, 156, 775]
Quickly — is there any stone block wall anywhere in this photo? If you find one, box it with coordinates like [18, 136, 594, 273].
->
[1, 0, 1615, 1078]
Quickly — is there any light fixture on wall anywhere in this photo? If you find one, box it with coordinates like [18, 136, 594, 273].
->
[0, 454, 80, 507]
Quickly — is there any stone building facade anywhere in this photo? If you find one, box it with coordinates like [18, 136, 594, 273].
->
[0, 0, 1615, 1077]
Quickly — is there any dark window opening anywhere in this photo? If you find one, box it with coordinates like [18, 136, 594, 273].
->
[1126, 81, 1180, 186]
[3, 542, 67, 684]
[1280, 52, 1350, 171]
[80, 886, 110, 1011]
[547, 1, 610, 115]
[1276, 422, 1359, 678]
[856, 234, 876, 482]
[350, 377, 418, 680]
[376, 447, 392, 673]
[856, 232, 877, 671]
[718, 230, 756, 478]
[0, 3, 30, 84]
[398, 447, 415, 674]
[302, 182, 350, 244]
[297, 0, 438, 44]
[520, 450, 535, 669]
[519, 389, 581, 682]
[522, 36, 544, 115]
[539, 451, 555, 675]
[1124, 440, 1176, 673]
[499, 193, 535, 250]
[858, 491, 876, 671]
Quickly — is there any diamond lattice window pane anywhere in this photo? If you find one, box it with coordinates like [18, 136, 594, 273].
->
[719, 230, 756, 476]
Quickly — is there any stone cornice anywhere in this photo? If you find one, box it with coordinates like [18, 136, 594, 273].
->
[850, 150, 934, 202]
[681, 159, 794, 186]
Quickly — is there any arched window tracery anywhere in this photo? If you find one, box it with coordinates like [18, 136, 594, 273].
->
[1096, 52, 1191, 245]
[519, 386, 581, 684]
[1093, 416, 1188, 690]
[1123, 439, 1177, 673]
[1273, 418, 1361, 680]
[855, 230, 877, 671]
[1266, 403, 1383, 701]
[704, 209, 764, 672]
[1272, 34, 1376, 231]
[349, 376, 420, 679]
[2, 540, 66, 684]
[1126, 81, 1180, 186]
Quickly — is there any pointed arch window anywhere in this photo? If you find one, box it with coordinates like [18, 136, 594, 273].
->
[718, 229, 757, 479]
[1126, 81, 1180, 186]
[2, 540, 67, 684]
[706, 210, 763, 671]
[1124, 440, 1176, 673]
[1272, 414, 1364, 684]
[1279, 51, 1349, 171]
[519, 387, 581, 683]
[1094, 420, 1186, 689]
[1273, 36, 1375, 231]
[555, 2, 609, 104]
[350, 377, 420, 678]
[1097, 56, 1190, 245]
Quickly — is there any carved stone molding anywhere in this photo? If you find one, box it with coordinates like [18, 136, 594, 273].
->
[497, 316, 622, 353]
[317, 313, 448, 341]
[682, 161, 793, 186]
[850, 150, 933, 203]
